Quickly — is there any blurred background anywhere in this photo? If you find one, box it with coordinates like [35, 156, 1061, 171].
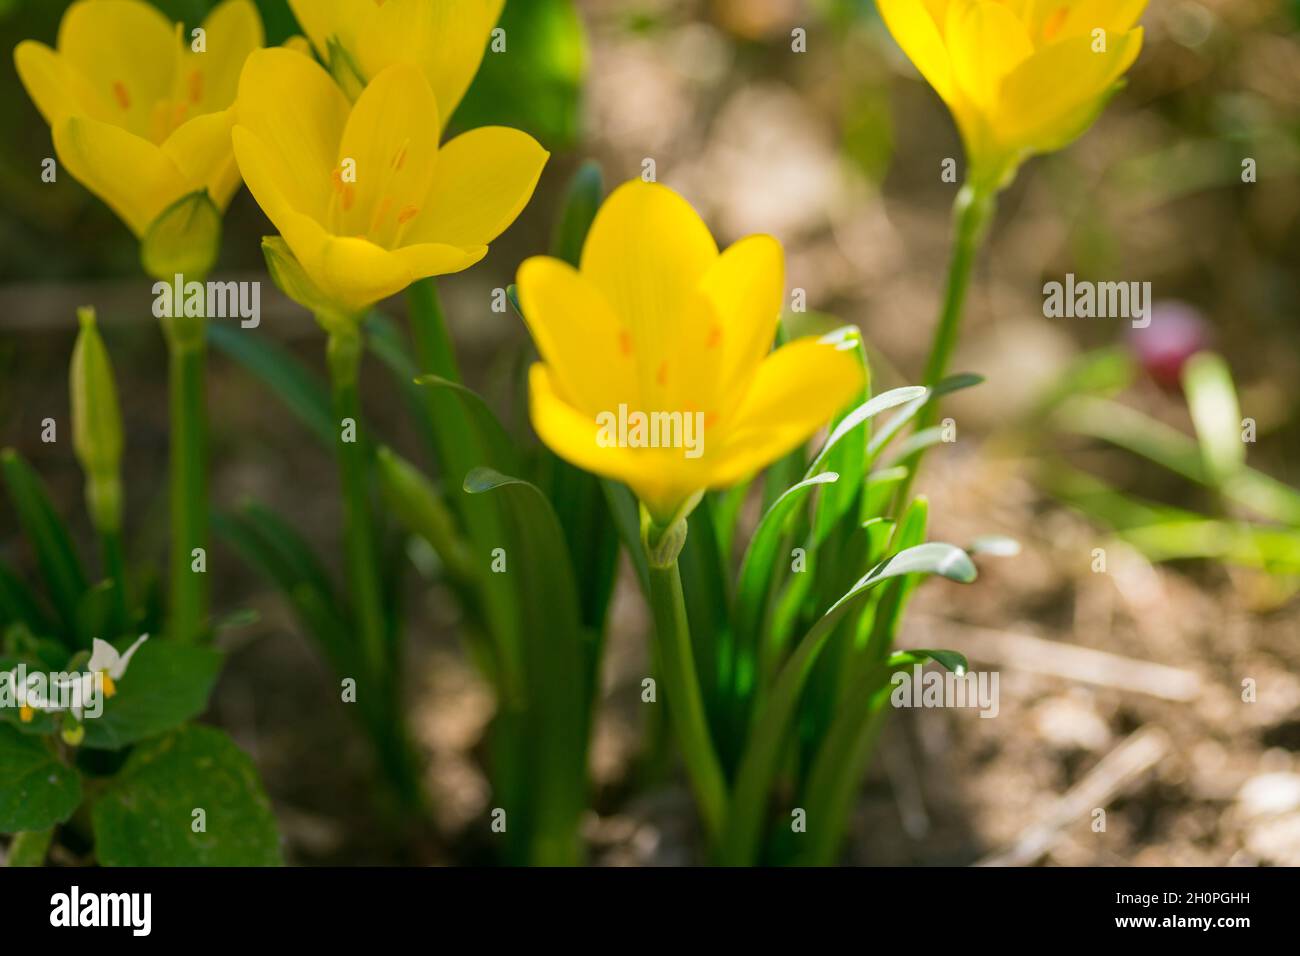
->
[1, 0, 1298, 864]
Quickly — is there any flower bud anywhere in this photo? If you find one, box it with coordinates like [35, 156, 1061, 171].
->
[70, 307, 124, 533]
[1127, 300, 1211, 391]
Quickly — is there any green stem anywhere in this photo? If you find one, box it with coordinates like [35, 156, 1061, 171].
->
[166, 317, 208, 643]
[646, 550, 728, 845]
[407, 278, 460, 381]
[100, 529, 129, 633]
[7, 827, 54, 867]
[894, 184, 994, 509]
[325, 327, 387, 683]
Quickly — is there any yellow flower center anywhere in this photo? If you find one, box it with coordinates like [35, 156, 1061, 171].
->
[19, 704, 34, 723]
[101, 672, 117, 698]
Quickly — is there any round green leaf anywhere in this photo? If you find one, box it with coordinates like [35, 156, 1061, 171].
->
[93, 725, 281, 866]
[0, 724, 81, 833]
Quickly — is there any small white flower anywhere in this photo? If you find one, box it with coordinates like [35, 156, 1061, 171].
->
[87, 633, 149, 684]
[50, 634, 150, 721]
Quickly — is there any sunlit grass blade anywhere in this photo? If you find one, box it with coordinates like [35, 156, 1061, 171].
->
[722, 543, 976, 865]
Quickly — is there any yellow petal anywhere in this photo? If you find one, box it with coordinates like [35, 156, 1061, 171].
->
[288, 0, 503, 123]
[1053, 0, 1147, 43]
[14, 41, 114, 127]
[235, 124, 477, 314]
[236, 47, 349, 220]
[162, 108, 241, 210]
[359, 0, 504, 123]
[998, 28, 1143, 153]
[580, 180, 718, 378]
[332, 63, 441, 246]
[516, 256, 638, 413]
[56, 0, 179, 141]
[54, 116, 188, 236]
[709, 335, 864, 487]
[528, 363, 702, 521]
[876, 0, 955, 104]
[409, 126, 549, 249]
[186, 0, 264, 114]
[697, 234, 784, 400]
[285, 0, 345, 62]
[945, 0, 1034, 110]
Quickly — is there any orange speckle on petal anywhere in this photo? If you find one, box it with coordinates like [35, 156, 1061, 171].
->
[1043, 6, 1069, 43]
[618, 331, 633, 356]
[392, 141, 409, 171]
[112, 80, 130, 110]
[340, 184, 355, 212]
[188, 69, 203, 104]
[703, 411, 718, 429]
[706, 324, 723, 348]
[397, 205, 418, 224]
[656, 360, 668, 386]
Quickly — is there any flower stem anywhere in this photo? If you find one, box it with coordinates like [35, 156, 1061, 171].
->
[325, 327, 387, 682]
[896, 183, 994, 505]
[100, 528, 130, 634]
[407, 278, 460, 382]
[165, 317, 208, 643]
[645, 545, 728, 845]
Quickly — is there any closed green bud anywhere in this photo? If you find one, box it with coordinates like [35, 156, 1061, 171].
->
[70, 307, 124, 533]
[262, 237, 357, 335]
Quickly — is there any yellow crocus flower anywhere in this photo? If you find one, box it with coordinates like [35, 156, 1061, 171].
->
[232, 48, 548, 319]
[14, 0, 263, 237]
[877, 0, 1146, 187]
[287, 0, 504, 118]
[516, 180, 865, 526]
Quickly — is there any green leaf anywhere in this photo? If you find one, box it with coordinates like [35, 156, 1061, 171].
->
[0, 559, 56, 637]
[887, 648, 969, 674]
[1182, 351, 1245, 486]
[806, 386, 928, 477]
[1055, 395, 1300, 524]
[415, 374, 520, 475]
[796, 645, 970, 865]
[733, 472, 839, 667]
[212, 506, 352, 675]
[1, 450, 88, 644]
[365, 314, 440, 457]
[722, 543, 976, 865]
[207, 321, 334, 447]
[601, 480, 650, 595]
[968, 534, 1021, 557]
[0, 723, 81, 833]
[451, 0, 587, 150]
[80, 639, 222, 750]
[810, 328, 869, 542]
[881, 425, 945, 466]
[550, 161, 603, 266]
[464, 467, 591, 865]
[866, 373, 983, 462]
[93, 725, 281, 866]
